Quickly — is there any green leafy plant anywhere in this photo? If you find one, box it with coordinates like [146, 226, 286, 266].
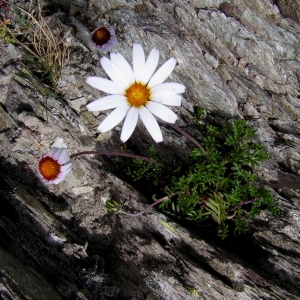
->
[125, 145, 163, 185]
[0, 20, 15, 45]
[112, 145, 182, 189]
[113, 119, 279, 239]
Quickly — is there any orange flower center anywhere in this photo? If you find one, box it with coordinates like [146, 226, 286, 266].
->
[91, 27, 111, 46]
[38, 157, 60, 181]
[125, 83, 150, 107]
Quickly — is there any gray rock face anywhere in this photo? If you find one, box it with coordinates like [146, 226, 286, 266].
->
[1, 0, 300, 299]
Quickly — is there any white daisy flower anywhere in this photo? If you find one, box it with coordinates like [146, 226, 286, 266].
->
[37, 147, 73, 184]
[86, 43, 185, 142]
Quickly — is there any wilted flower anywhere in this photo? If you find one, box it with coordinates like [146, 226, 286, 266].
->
[90, 26, 117, 52]
[86, 43, 185, 142]
[37, 147, 73, 184]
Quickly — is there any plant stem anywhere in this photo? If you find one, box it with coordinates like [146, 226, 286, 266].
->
[70, 150, 164, 167]
[120, 193, 177, 217]
[227, 197, 258, 213]
[169, 123, 207, 156]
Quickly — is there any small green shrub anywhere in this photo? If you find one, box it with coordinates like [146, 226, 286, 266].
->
[114, 119, 279, 239]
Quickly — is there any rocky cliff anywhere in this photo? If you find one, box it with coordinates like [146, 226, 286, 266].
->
[1, 0, 300, 299]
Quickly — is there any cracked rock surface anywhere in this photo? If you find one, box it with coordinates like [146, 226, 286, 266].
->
[1, 0, 300, 299]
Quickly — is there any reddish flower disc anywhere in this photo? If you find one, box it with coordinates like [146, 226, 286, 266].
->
[38, 157, 60, 181]
[92, 27, 111, 46]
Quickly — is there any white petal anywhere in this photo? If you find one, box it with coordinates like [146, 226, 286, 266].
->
[139, 106, 163, 142]
[49, 177, 64, 184]
[52, 148, 64, 162]
[120, 107, 139, 142]
[141, 48, 159, 84]
[60, 162, 73, 172]
[98, 105, 130, 132]
[148, 58, 177, 88]
[100, 56, 129, 89]
[150, 94, 182, 106]
[57, 148, 71, 165]
[151, 82, 186, 95]
[146, 101, 177, 123]
[110, 52, 135, 84]
[46, 147, 59, 158]
[133, 43, 145, 82]
[37, 167, 43, 179]
[87, 95, 127, 111]
[86, 77, 123, 94]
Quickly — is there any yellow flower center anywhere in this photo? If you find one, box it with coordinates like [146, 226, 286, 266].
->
[125, 83, 150, 107]
[38, 157, 60, 181]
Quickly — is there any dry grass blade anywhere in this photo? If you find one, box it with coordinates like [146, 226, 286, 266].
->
[9, 0, 70, 88]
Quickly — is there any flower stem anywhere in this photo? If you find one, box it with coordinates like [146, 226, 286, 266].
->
[169, 123, 207, 156]
[226, 197, 258, 214]
[70, 151, 164, 167]
[120, 193, 177, 217]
